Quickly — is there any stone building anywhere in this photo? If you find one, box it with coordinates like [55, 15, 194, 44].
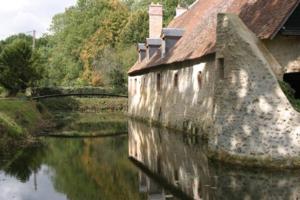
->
[128, 0, 300, 167]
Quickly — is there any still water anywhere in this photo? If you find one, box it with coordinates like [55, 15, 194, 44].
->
[1, 114, 300, 200]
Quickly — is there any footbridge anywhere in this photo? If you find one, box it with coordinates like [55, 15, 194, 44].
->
[30, 93, 128, 100]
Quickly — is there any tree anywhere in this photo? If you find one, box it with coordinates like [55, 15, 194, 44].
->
[126, 0, 196, 24]
[35, 0, 197, 88]
[108, 67, 127, 93]
[0, 39, 42, 95]
[120, 10, 149, 45]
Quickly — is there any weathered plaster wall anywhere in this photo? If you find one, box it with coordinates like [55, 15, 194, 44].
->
[211, 14, 300, 167]
[128, 56, 216, 137]
[264, 35, 300, 74]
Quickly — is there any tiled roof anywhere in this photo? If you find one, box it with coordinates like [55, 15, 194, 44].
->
[128, 0, 300, 75]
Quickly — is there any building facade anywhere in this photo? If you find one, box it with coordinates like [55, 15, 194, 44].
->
[128, 0, 300, 167]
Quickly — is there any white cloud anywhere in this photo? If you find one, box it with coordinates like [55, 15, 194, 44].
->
[0, 0, 76, 40]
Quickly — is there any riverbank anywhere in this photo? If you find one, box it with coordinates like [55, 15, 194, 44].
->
[0, 97, 128, 145]
[0, 99, 51, 149]
[40, 97, 127, 112]
[38, 97, 128, 137]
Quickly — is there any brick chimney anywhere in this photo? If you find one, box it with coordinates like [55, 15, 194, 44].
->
[176, 5, 187, 18]
[161, 28, 184, 58]
[149, 3, 163, 38]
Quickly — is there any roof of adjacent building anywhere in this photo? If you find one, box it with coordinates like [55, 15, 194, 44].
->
[128, 0, 300, 75]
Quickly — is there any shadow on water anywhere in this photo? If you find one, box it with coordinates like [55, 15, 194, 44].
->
[128, 119, 300, 200]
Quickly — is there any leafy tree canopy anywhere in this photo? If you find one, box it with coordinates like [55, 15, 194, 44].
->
[2, 0, 196, 92]
[0, 38, 43, 95]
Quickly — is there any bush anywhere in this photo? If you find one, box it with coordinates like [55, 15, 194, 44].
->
[108, 68, 127, 93]
[0, 39, 42, 96]
[0, 86, 5, 97]
[279, 81, 300, 112]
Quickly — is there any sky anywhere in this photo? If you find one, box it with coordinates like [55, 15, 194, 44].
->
[0, 0, 77, 40]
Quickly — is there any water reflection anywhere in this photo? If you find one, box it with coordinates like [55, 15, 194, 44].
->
[0, 136, 146, 200]
[128, 119, 300, 200]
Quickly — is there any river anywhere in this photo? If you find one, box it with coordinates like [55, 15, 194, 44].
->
[1, 112, 300, 200]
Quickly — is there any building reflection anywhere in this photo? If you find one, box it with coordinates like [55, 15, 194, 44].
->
[128, 119, 300, 200]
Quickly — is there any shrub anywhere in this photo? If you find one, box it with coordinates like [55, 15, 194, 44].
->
[0, 39, 42, 96]
[279, 81, 300, 112]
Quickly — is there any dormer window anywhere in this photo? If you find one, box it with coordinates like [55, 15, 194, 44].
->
[161, 28, 184, 58]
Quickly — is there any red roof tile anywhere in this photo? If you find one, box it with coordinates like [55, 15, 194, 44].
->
[128, 0, 300, 75]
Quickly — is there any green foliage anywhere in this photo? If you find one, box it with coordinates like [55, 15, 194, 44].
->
[0, 100, 48, 139]
[279, 81, 300, 112]
[108, 68, 127, 92]
[127, 0, 196, 24]
[31, 0, 196, 89]
[0, 86, 6, 97]
[120, 10, 149, 45]
[0, 39, 42, 95]
[45, 0, 129, 86]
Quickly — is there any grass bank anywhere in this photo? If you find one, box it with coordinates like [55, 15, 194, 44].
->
[0, 99, 51, 148]
[39, 97, 128, 137]
[40, 97, 127, 112]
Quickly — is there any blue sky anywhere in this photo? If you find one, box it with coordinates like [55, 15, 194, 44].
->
[0, 0, 76, 40]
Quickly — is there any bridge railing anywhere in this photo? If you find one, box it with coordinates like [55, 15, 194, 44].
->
[30, 93, 128, 100]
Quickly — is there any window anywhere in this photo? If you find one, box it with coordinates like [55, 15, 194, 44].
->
[198, 71, 203, 89]
[198, 181, 202, 199]
[157, 155, 162, 174]
[174, 169, 179, 183]
[174, 73, 179, 88]
[134, 78, 137, 94]
[218, 58, 225, 79]
[157, 73, 161, 92]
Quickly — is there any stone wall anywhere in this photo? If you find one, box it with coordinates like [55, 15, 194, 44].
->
[128, 56, 216, 137]
[264, 35, 300, 74]
[211, 13, 300, 167]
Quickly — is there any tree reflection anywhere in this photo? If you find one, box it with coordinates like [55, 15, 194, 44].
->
[43, 137, 146, 200]
[1, 143, 46, 182]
